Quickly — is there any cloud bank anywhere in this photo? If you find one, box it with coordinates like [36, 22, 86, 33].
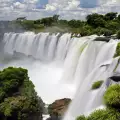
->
[0, 0, 120, 20]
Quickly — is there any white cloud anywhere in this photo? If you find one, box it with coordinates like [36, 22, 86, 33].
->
[0, 0, 120, 20]
[46, 0, 80, 11]
[23, 0, 38, 4]
[13, 2, 26, 9]
[46, 4, 57, 11]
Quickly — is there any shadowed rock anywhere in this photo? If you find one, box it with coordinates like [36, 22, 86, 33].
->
[109, 73, 120, 82]
[94, 37, 110, 42]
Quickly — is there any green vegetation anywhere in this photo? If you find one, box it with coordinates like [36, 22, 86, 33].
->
[91, 80, 104, 90]
[0, 67, 44, 120]
[76, 115, 86, 120]
[117, 30, 120, 39]
[76, 84, 120, 120]
[10, 12, 120, 36]
[114, 42, 120, 58]
[87, 108, 120, 120]
[104, 84, 120, 109]
[77, 109, 120, 120]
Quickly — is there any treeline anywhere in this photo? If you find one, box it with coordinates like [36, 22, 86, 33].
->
[14, 12, 120, 37]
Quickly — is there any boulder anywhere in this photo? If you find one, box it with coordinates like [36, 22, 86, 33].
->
[48, 98, 71, 117]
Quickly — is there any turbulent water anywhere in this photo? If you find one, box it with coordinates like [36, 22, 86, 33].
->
[1, 32, 119, 120]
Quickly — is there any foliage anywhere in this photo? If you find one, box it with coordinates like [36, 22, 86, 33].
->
[53, 14, 59, 22]
[117, 30, 120, 39]
[102, 29, 113, 36]
[76, 115, 86, 120]
[105, 21, 120, 30]
[8, 12, 120, 35]
[68, 20, 85, 28]
[91, 80, 104, 90]
[0, 67, 27, 102]
[118, 14, 120, 21]
[76, 108, 120, 120]
[104, 84, 120, 109]
[105, 12, 117, 20]
[86, 13, 105, 28]
[0, 67, 44, 120]
[87, 108, 120, 120]
[114, 42, 120, 57]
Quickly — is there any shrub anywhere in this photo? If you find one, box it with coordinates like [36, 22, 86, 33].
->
[99, 28, 113, 36]
[104, 84, 120, 109]
[93, 28, 113, 36]
[91, 80, 104, 90]
[117, 30, 120, 39]
[114, 42, 120, 57]
[103, 29, 113, 36]
[87, 108, 120, 120]
[87, 109, 107, 120]
[76, 115, 86, 120]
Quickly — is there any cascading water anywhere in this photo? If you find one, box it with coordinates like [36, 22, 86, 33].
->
[0, 32, 119, 120]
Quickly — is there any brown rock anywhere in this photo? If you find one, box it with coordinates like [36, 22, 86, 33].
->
[48, 98, 71, 116]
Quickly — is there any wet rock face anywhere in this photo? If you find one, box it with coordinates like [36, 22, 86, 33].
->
[110, 73, 120, 82]
[110, 76, 120, 82]
[48, 98, 71, 117]
[94, 37, 110, 42]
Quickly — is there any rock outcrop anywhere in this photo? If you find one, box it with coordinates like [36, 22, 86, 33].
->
[47, 98, 71, 120]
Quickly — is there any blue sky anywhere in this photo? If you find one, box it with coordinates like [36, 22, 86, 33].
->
[0, 0, 120, 20]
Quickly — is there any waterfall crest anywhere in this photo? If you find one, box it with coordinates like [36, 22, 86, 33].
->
[3, 32, 71, 61]
[1, 32, 119, 120]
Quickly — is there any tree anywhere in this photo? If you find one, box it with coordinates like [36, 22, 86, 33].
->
[117, 31, 120, 39]
[86, 13, 105, 27]
[40, 17, 54, 26]
[0, 67, 45, 120]
[105, 12, 118, 20]
[68, 20, 84, 28]
[118, 14, 120, 21]
[53, 15, 59, 23]
[105, 21, 120, 30]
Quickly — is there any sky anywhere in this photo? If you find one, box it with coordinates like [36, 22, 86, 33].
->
[0, 0, 120, 20]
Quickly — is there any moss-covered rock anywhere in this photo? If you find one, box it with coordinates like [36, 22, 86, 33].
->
[104, 84, 120, 109]
[0, 67, 44, 120]
[91, 80, 104, 90]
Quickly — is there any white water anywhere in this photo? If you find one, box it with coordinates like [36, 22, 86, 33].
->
[1, 32, 119, 120]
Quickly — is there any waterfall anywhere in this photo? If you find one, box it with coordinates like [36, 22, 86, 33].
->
[3, 32, 71, 61]
[1, 32, 119, 120]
